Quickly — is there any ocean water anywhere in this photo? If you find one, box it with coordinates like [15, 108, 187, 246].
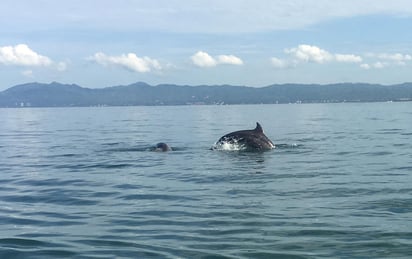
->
[0, 103, 411, 258]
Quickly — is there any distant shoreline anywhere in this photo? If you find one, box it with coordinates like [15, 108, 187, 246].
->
[2, 99, 412, 109]
[1, 81, 412, 108]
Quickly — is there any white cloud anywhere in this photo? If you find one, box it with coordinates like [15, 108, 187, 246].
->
[372, 53, 412, 65]
[369, 53, 412, 62]
[89, 52, 161, 72]
[282, 44, 362, 65]
[359, 61, 387, 69]
[191, 51, 217, 67]
[191, 51, 243, 67]
[217, 55, 243, 65]
[0, 44, 67, 73]
[360, 63, 371, 70]
[270, 57, 289, 68]
[285, 45, 333, 64]
[373, 61, 386, 69]
[0, 44, 52, 67]
[379, 53, 412, 61]
[361, 52, 412, 69]
[335, 54, 362, 63]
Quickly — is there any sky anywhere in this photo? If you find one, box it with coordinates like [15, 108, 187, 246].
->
[1, 0, 412, 90]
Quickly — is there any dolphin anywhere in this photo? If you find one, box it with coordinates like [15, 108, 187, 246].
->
[213, 122, 275, 151]
[154, 142, 172, 152]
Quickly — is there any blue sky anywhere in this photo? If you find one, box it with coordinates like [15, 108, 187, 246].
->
[1, 0, 412, 90]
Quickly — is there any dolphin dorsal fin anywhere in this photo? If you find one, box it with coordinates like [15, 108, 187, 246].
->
[255, 122, 263, 133]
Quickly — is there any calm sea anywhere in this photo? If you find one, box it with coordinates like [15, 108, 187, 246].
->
[0, 103, 411, 258]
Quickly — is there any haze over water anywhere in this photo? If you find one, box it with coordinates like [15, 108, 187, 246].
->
[1, 103, 411, 258]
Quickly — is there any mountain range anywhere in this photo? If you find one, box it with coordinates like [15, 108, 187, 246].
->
[1, 81, 412, 107]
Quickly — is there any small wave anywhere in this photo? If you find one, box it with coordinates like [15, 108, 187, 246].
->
[212, 142, 303, 151]
[275, 143, 302, 149]
[104, 144, 188, 153]
[105, 146, 152, 152]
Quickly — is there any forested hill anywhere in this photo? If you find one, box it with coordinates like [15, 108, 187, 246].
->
[1, 81, 412, 107]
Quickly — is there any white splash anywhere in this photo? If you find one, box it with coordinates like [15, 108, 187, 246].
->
[211, 139, 247, 151]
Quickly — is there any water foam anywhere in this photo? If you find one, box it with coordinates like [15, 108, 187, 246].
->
[211, 140, 247, 151]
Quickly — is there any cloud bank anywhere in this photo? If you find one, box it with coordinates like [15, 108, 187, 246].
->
[271, 44, 412, 70]
[3, 1, 412, 33]
[360, 53, 412, 70]
[191, 51, 243, 67]
[271, 44, 365, 69]
[285, 45, 362, 64]
[89, 52, 161, 73]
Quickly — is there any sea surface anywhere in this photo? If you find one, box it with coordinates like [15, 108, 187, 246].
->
[0, 103, 411, 258]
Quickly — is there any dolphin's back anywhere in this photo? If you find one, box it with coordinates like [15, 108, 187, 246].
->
[215, 122, 274, 151]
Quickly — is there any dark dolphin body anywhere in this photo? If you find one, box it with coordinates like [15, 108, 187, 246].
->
[213, 122, 275, 151]
[154, 142, 172, 152]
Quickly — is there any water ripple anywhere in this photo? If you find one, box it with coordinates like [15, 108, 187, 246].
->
[1, 104, 412, 258]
